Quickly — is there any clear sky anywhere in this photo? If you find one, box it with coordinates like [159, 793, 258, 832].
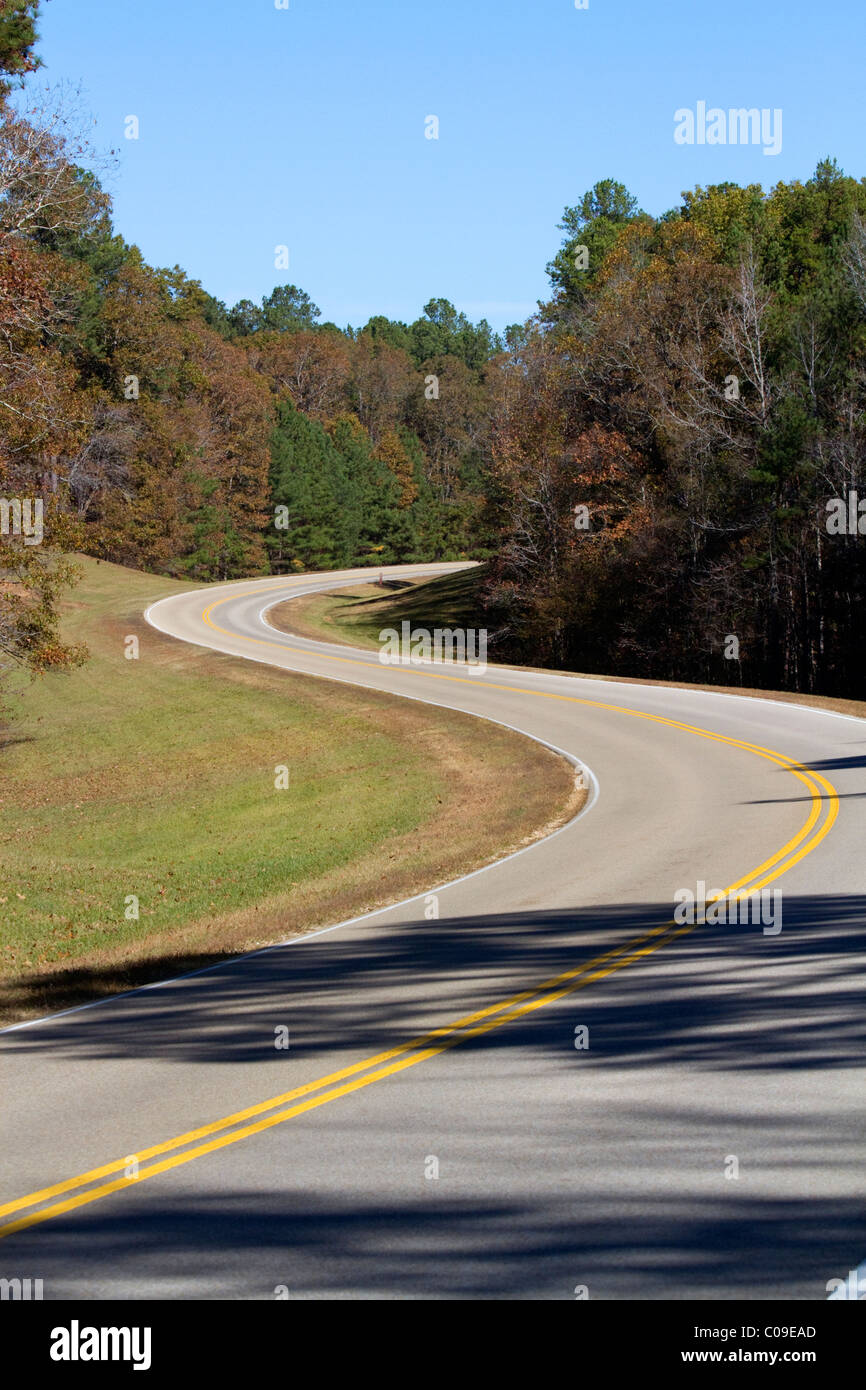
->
[31, 0, 866, 332]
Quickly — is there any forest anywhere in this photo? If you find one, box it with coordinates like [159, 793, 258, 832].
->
[3, 0, 866, 698]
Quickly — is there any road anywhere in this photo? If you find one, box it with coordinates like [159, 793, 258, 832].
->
[1, 562, 864, 1300]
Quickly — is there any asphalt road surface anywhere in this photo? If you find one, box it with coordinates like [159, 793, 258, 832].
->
[2, 562, 864, 1300]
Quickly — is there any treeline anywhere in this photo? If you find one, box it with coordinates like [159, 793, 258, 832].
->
[4, 1, 866, 698]
[0, 130, 501, 583]
[0, 5, 501, 682]
[484, 171, 866, 696]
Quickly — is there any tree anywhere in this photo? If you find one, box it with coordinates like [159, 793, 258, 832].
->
[351, 335, 415, 443]
[0, 516, 87, 687]
[260, 283, 321, 333]
[567, 180, 640, 228]
[374, 429, 417, 508]
[0, 0, 43, 93]
[408, 298, 500, 369]
[267, 400, 352, 571]
[360, 315, 412, 354]
[545, 179, 644, 315]
[407, 353, 488, 502]
[227, 297, 262, 337]
[249, 328, 351, 419]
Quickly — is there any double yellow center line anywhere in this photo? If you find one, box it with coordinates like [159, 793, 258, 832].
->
[0, 583, 840, 1241]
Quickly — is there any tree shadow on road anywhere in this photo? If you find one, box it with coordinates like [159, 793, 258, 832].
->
[3, 893, 866, 1299]
[10, 1185, 863, 1301]
[3, 893, 865, 1076]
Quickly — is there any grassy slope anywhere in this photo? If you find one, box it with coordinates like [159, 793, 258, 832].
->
[0, 557, 578, 1023]
[271, 569, 484, 653]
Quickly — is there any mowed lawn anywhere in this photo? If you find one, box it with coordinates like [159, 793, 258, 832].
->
[269, 568, 486, 653]
[0, 558, 576, 1022]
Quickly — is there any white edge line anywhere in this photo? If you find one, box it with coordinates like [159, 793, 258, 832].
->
[151, 568, 866, 729]
[197, 568, 866, 729]
[6, 556, 855, 1035]
[0, 586, 598, 1035]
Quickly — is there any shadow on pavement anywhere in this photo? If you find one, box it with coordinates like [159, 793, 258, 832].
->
[3, 894, 865, 1075]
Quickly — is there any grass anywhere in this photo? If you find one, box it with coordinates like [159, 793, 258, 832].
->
[268, 567, 486, 653]
[0, 557, 578, 1024]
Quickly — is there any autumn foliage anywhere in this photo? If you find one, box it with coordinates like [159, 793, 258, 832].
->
[3, 8, 866, 703]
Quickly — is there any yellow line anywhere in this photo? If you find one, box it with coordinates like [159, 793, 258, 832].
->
[0, 910, 693, 1224]
[0, 581, 839, 1240]
[0, 920, 691, 1238]
[202, 586, 839, 889]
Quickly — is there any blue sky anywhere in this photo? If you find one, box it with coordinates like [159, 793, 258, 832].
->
[32, 0, 866, 332]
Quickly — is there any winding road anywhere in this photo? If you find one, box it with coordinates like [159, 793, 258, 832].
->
[2, 562, 865, 1300]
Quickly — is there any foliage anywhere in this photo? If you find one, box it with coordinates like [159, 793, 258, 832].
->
[5, 16, 866, 704]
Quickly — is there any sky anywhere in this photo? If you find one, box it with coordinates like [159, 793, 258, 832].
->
[30, 0, 866, 333]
